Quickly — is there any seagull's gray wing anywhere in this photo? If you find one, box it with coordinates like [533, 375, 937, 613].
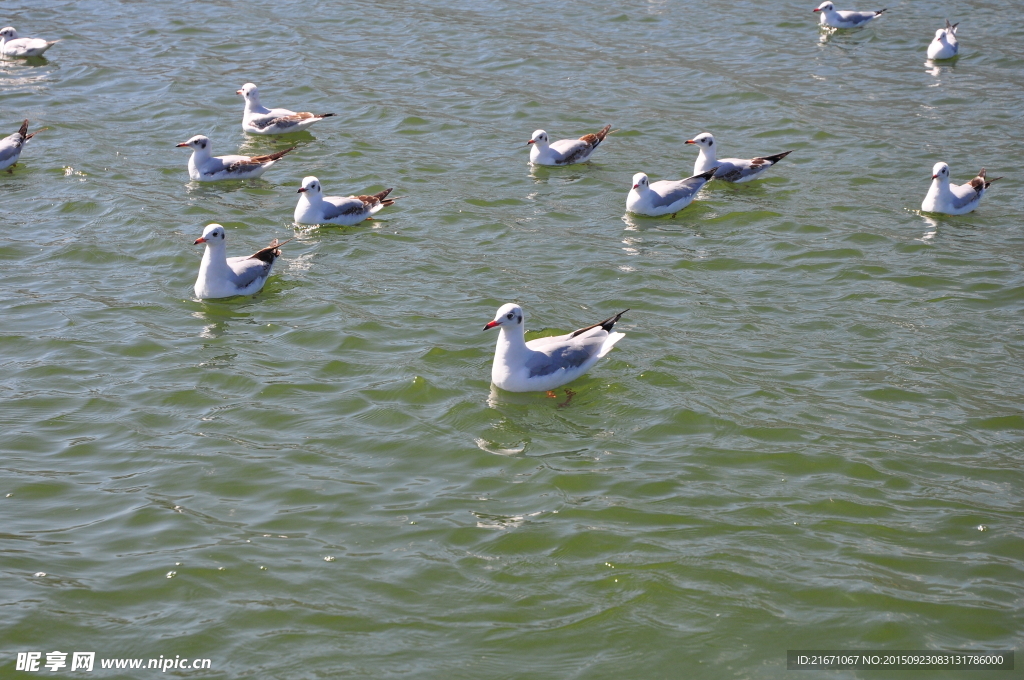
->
[322, 196, 368, 220]
[225, 256, 273, 289]
[838, 9, 879, 24]
[0, 135, 22, 165]
[525, 340, 600, 378]
[648, 177, 706, 208]
[548, 139, 590, 164]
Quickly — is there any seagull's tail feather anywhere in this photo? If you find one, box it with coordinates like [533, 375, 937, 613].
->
[250, 147, 295, 164]
[24, 126, 48, 142]
[595, 332, 626, 359]
[579, 125, 614, 148]
[692, 166, 719, 181]
[249, 237, 292, 263]
[569, 309, 629, 339]
[17, 119, 28, 138]
[315, 113, 337, 119]
[875, 8, 888, 15]
[758, 150, 794, 165]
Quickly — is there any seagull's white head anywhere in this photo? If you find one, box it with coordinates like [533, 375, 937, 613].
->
[934, 28, 947, 40]
[685, 132, 715, 152]
[176, 135, 211, 152]
[527, 130, 549, 147]
[236, 82, 260, 103]
[631, 172, 650, 191]
[484, 303, 525, 331]
[0, 27, 19, 40]
[193, 223, 227, 247]
[931, 162, 950, 181]
[813, 2, 834, 12]
[297, 176, 322, 197]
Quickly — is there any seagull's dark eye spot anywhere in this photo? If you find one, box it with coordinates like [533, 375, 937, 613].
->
[506, 312, 514, 319]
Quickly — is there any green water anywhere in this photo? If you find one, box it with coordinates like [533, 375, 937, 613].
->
[1, 0, 1022, 677]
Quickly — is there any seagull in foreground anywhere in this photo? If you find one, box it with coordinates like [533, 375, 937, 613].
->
[237, 83, 337, 135]
[921, 162, 1000, 216]
[626, 168, 717, 217]
[175, 135, 294, 181]
[193, 224, 290, 299]
[0, 27, 58, 57]
[294, 176, 396, 226]
[528, 125, 613, 166]
[685, 132, 793, 183]
[0, 119, 45, 171]
[927, 20, 959, 60]
[484, 304, 628, 394]
[813, 2, 887, 29]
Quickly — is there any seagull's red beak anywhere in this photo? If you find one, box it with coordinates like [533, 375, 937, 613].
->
[236, 89, 243, 95]
[527, 139, 535, 145]
[483, 320, 500, 330]
[931, 174, 938, 179]
[297, 187, 307, 193]
[175, 142, 189, 147]
[813, 8, 821, 11]
[685, 140, 695, 145]
[632, 183, 639, 189]
[193, 237, 206, 245]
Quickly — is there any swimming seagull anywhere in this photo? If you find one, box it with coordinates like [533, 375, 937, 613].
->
[484, 304, 628, 393]
[175, 135, 294, 181]
[527, 125, 613, 166]
[294, 176, 396, 226]
[192, 224, 290, 299]
[813, 2, 887, 29]
[0, 27, 58, 57]
[685, 132, 793, 183]
[0, 119, 45, 171]
[237, 83, 337, 135]
[921, 162, 1000, 216]
[927, 20, 959, 60]
[626, 168, 717, 217]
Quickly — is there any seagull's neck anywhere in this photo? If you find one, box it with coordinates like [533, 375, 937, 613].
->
[494, 324, 530, 363]
[198, 243, 230, 277]
[698, 145, 717, 164]
[191, 146, 212, 163]
[245, 97, 270, 115]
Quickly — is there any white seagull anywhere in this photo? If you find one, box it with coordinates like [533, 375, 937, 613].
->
[237, 83, 337, 135]
[921, 162, 1000, 216]
[626, 168, 716, 217]
[192, 224, 289, 299]
[175, 135, 294, 182]
[927, 20, 959, 60]
[294, 176, 396, 226]
[0, 119, 45, 171]
[528, 125, 612, 166]
[813, 2, 887, 29]
[685, 132, 793, 183]
[484, 304, 628, 393]
[0, 27, 58, 58]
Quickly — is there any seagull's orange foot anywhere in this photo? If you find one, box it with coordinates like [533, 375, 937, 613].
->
[545, 390, 557, 398]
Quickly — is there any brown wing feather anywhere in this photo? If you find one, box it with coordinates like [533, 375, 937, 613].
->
[17, 119, 28, 138]
[578, 124, 613, 145]
[356, 188, 395, 207]
[248, 147, 295, 164]
[248, 238, 292, 263]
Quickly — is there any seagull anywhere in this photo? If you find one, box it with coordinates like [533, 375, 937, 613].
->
[927, 20, 959, 60]
[192, 224, 289, 299]
[484, 304, 628, 393]
[528, 125, 612, 166]
[294, 176, 396, 226]
[0, 119, 45, 171]
[175, 135, 294, 181]
[0, 27, 58, 57]
[685, 132, 793, 183]
[237, 83, 337, 135]
[921, 162, 1000, 216]
[813, 2, 887, 29]
[626, 168, 716, 217]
